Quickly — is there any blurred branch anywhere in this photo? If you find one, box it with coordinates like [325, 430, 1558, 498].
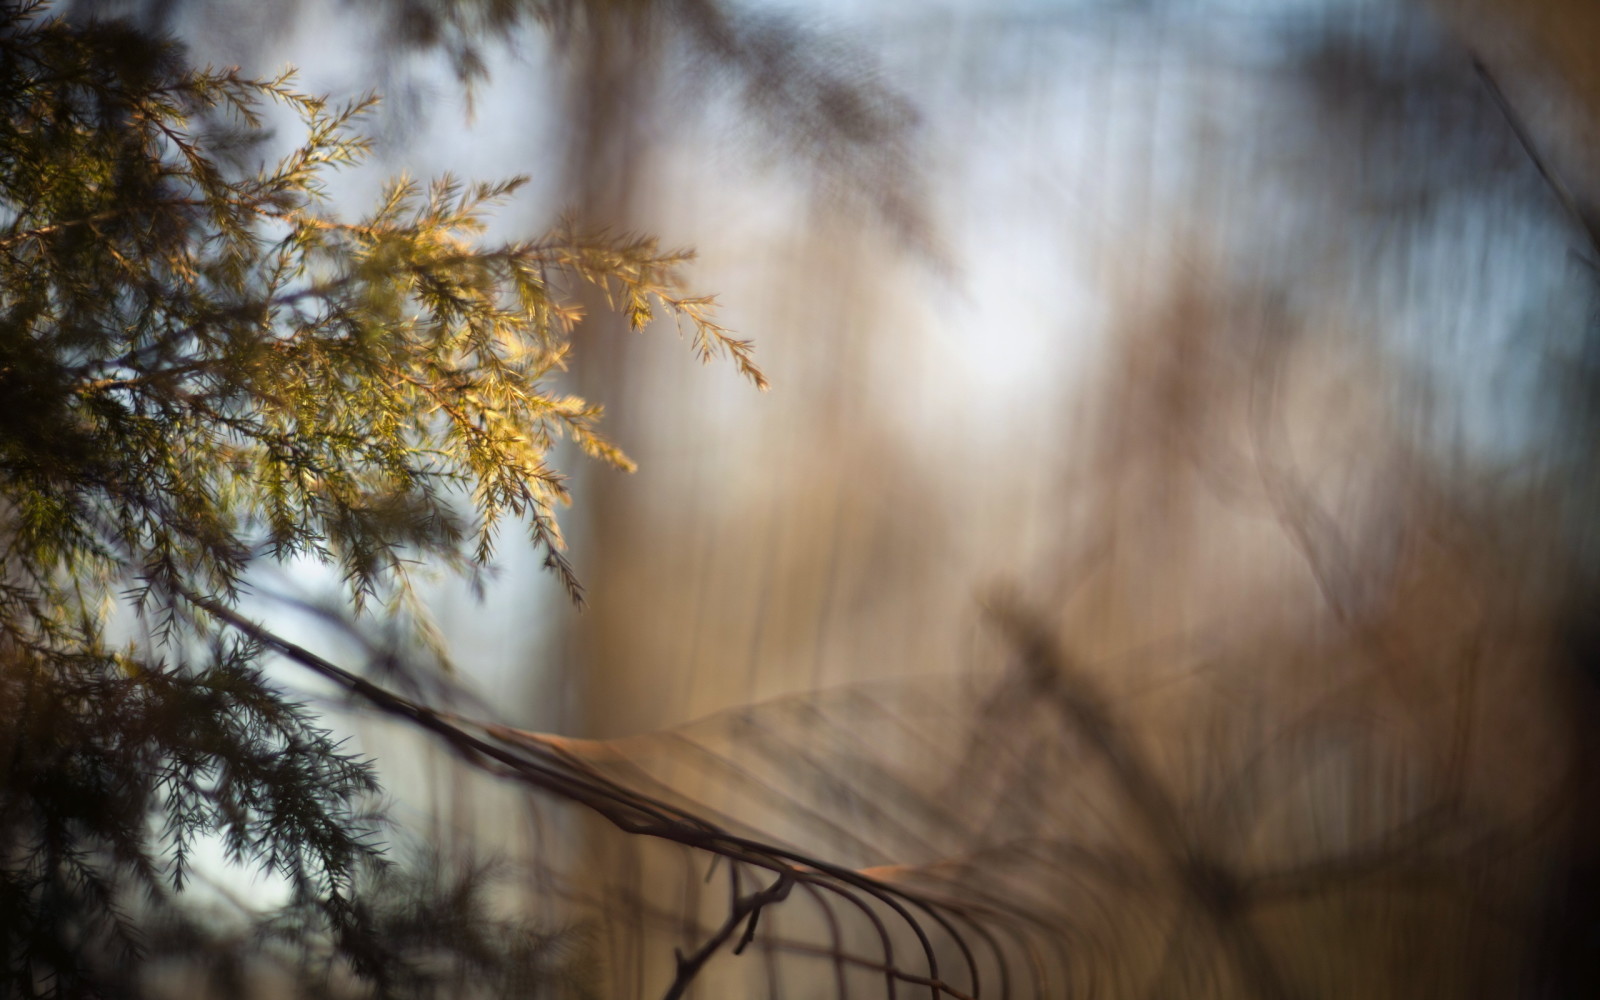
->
[1473, 54, 1600, 259]
[983, 594, 1294, 1000]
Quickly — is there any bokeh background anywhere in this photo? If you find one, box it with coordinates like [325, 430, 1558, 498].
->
[65, 0, 1600, 995]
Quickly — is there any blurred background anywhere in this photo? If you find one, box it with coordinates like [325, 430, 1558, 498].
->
[65, 0, 1600, 996]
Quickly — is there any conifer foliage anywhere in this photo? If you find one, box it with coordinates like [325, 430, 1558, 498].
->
[0, 1, 760, 993]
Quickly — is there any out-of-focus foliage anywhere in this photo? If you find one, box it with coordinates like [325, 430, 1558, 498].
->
[69, 0, 932, 248]
[0, 0, 757, 993]
[128, 844, 598, 999]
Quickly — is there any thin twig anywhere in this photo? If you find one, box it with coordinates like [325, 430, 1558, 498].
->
[1473, 55, 1600, 258]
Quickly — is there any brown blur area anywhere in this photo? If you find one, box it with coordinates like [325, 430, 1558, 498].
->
[548, 2, 1600, 997]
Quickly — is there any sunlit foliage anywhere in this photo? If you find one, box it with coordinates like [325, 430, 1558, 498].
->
[0, 1, 758, 992]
